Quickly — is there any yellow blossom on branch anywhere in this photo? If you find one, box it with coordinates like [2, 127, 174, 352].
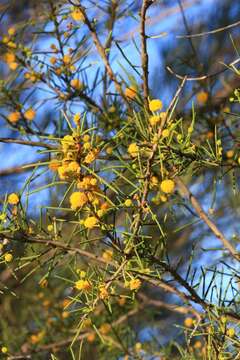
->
[160, 179, 175, 194]
[4, 253, 13, 262]
[84, 216, 99, 229]
[24, 108, 36, 121]
[125, 86, 137, 99]
[75, 279, 92, 291]
[8, 193, 19, 205]
[149, 99, 163, 112]
[71, 8, 84, 22]
[7, 111, 21, 123]
[129, 278, 141, 291]
[128, 143, 139, 157]
[149, 115, 160, 126]
[70, 192, 88, 210]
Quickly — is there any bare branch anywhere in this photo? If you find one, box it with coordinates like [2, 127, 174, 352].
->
[175, 177, 239, 260]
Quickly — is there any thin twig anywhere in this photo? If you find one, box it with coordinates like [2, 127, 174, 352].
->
[175, 177, 239, 260]
[167, 57, 240, 81]
[140, 0, 154, 110]
[177, 19, 240, 39]
[0, 138, 56, 149]
[68, 1, 130, 108]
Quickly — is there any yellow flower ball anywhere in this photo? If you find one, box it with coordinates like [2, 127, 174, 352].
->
[196, 91, 208, 105]
[193, 340, 202, 349]
[227, 327, 235, 338]
[24, 108, 36, 121]
[71, 78, 83, 90]
[71, 8, 84, 21]
[128, 143, 139, 158]
[75, 279, 91, 291]
[8, 193, 19, 205]
[160, 179, 175, 194]
[162, 129, 170, 138]
[9, 62, 18, 70]
[184, 317, 193, 328]
[5, 52, 15, 63]
[47, 224, 54, 232]
[102, 249, 113, 262]
[106, 146, 113, 155]
[226, 150, 234, 159]
[4, 253, 13, 262]
[63, 54, 71, 64]
[135, 342, 142, 352]
[129, 278, 141, 291]
[7, 111, 21, 123]
[99, 323, 111, 335]
[149, 99, 163, 112]
[83, 134, 90, 142]
[87, 332, 96, 343]
[50, 57, 57, 65]
[99, 285, 109, 300]
[149, 115, 160, 126]
[70, 192, 88, 210]
[62, 311, 69, 319]
[1, 346, 8, 354]
[84, 216, 98, 229]
[8, 27, 16, 36]
[125, 86, 137, 99]
[124, 199, 132, 207]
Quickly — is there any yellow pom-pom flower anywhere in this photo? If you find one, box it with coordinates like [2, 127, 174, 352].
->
[102, 249, 113, 262]
[7, 111, 21, 123]
[71, 78, 83, 90]
[128, 143, 139, 158]
[8, 27, 16, 36]
[70, 192, 88, 210]
[83, 134, 90, 142]
[99, 323, 111, 335]
[5, 52, 15, 63]
[124, 199, 132, 207]
[129, 278, 141, 291]
[75, 279, 92, 291]
[63, 54, 71, 64]
[149, 115, 160, 126]
[24, 108, 36, 121]
[99, 285, 109, 300]
[125, 86, 137, 99]
[184, 317, 193, 328]
[84, 216, 98, 229]
[149, 99, 163, 112]
[162, 129, 170, 138]
[196, 91, 208, 105]
[71, 8, 84, 21]
[160, 179, 175, 194]
[9, 62, 18, 70]
[8, 193, 19, 205]
[1, 346, 8, 354]
[4, 253, 13, 262]
[227, 327, 235, 338]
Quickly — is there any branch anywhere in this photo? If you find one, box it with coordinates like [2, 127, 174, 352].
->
[175, 177, 238, 260]
[69, 1, 130, 108]
[177, 19, 240, 39]
[6, 235, 114, 266]
[167, 57, 240, 81]
[0, 138, 56, 149]
[140, 0, 154, 110]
